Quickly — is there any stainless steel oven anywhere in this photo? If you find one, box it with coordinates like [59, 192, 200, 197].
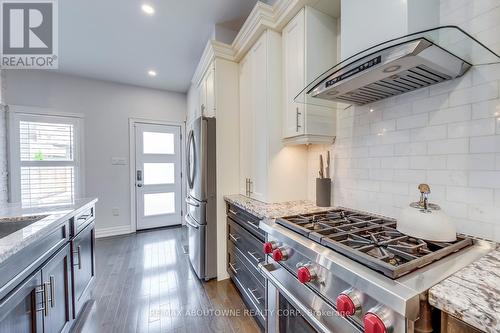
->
[260, 259, 362, 333]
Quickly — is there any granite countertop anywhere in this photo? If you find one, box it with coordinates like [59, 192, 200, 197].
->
[429, 247, 500, 333]
[224, 194, 332, 219]
[0, 198, 98, 265]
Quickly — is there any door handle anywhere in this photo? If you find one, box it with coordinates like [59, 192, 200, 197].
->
[185, 215, 200, 229]
[247, 251, 261, 263]
[35, 284, 48, 316]
[137, 183, 143, 188]
[43, 282, 50, 316]
[228, 233, 240, 243]
[247, 288, 263, 305]
[228, 262, 239, 274]
[73, 245, 82, 269]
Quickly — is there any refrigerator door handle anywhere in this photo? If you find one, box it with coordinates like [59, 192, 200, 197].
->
[185, 196, 200, 207]
[185, 214, 200, 229]
[186, 130, 196, 190]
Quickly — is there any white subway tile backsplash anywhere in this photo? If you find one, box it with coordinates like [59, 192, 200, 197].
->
[449, 81, 498, 107]
[470, 135, 500, 153]
[412, 93, 448, 113]
[427, 170, 468, 186]
[370, 120, 396, 134]
[380, 157, 410, 169]
[472, 99, 500, 119]
[395, 142, 427, 155]
[380, 182, 409, 195]
[497, 154, 500, 169]
[410, 125, 448, 142]
[429, 105, 471, 125]
[440, 201, 468, 219]
[447, 186, 494, 205]
[427, 138, 469, 155]
[472, 63, 500, 85]
[369, 145, 394, 157]
[394, 170, 426, 183]
[468, 204, 500, 224]
[448, 118, 496, 138]
[410, 155, 447, 169]
[429, 74, 471, 96]
[396, 113, 429, 130]
[382, 103, 412, 120]
[447, 154, 496, 170]
[469, 171, 500, 188]
[369, 169, 394, 181]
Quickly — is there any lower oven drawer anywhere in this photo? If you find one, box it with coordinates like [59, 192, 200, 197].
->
[228, 249, 266, 328]
[227, 217, 265, 271]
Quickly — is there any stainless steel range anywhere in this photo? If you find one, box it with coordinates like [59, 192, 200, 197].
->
[259, 208, 495, 333]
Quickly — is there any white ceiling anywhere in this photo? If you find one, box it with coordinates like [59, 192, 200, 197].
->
[58, 0, 258, 92]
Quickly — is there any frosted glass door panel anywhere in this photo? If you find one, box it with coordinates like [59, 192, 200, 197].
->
[144, 192, 175, 216]
[143, 132, 174, 154]
[143, 163, 174, 185]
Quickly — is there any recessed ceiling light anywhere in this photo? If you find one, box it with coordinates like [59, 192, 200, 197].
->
[369, 108, 374, 112]
[141, 4, 155, 15]
[148, 70, 157, 77]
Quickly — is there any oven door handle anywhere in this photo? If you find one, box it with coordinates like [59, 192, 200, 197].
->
[259, 262, 333, 333]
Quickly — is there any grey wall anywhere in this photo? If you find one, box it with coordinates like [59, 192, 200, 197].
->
[4, 70, 186, 235]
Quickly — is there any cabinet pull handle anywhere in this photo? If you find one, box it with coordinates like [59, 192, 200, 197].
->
[49, 276, 55, 308]
[228, 209, 238, 216]
[247, 288, 263, 305]
[228, 262, 239, 274]
[73, 246, 82, 269]
[246, 221, 260, 230]
[35, 284, 47, 315]
[43, 283, 50, 316]
[229, 233, 240, 243]
[247, 251, 261, 263]
[248, 179, 253, 195]
[296, 107, 302, 132]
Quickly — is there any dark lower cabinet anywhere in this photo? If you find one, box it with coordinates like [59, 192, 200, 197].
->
[0, 243, 73, 333]
[71, 221, 95, 318]
[41, 243, 73, 333]
[0, 269, 43, 333]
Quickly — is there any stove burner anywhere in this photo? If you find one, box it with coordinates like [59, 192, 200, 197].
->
[277, 208, 472, 279]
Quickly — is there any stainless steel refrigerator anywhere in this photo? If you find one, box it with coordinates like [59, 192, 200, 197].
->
[185, 116, 217, 280]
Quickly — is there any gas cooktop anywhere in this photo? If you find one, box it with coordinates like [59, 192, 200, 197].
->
[276, 208, 473, 279]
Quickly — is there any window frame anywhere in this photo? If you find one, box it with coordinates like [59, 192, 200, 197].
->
[7, 106, 84, 205]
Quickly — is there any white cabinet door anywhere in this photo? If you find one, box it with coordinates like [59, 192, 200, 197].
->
[204, 67, 216, 117]
[239, 54, 252, 196]
[283, 9, 305, 138]
[198, 75, 207, 116]
[249, 33, 268, 202]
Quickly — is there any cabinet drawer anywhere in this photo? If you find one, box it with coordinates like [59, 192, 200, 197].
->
[227, 250, 265, 328]
[70, 205, 95, 237]
[227, 240, 265, 288]
[227, 218, 265, 271]
[226, 203, 265, 241]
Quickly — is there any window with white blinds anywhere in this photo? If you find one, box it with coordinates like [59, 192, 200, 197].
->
[9, 112, 82, 207]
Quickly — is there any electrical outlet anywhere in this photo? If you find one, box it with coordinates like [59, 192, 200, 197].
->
[112, 208, 120, 216]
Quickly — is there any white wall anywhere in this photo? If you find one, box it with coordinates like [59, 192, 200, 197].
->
[0, 70, 7, 204]
[4, 70, 186, 235]
[333, 0, 500, 241]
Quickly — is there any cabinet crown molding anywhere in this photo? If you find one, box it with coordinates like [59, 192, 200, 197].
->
[191, 0, 319, 86]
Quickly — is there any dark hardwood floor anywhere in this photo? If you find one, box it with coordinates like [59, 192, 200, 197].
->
[73, 226, 260, 333]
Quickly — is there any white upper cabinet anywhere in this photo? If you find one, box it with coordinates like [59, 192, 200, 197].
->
[282, 7, 338, 145]
[199, 62, 216, 118]
[239, 29, 308, 202]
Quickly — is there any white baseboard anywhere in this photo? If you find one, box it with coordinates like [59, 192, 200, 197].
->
[95, 225, 133, 239]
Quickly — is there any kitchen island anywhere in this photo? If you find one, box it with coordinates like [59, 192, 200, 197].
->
[0, 198, 97, 333]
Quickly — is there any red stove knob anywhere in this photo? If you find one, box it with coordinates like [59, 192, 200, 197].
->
[297, 266, 311, 283]
[263, 241, 276, 254]
[272, 247, 287, 261]
[336, 294, 356, 317]
[364, 313, 387, 333]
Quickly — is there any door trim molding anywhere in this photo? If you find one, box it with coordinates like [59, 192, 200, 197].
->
[128, 118, 186, 233]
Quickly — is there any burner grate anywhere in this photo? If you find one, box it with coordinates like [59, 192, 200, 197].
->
[276, 208, 473, 279]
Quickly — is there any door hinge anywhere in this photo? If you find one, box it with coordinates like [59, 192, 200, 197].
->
[180, 171, 183, 178]
[181, 210, 183, 217]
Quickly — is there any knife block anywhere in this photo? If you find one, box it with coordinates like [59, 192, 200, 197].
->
[316, 178, 331, 207]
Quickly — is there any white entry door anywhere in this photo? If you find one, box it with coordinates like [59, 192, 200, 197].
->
[135, 123, 182, 230]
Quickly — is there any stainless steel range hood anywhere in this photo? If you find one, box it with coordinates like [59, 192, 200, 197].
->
[296, 26, 500, 107]
[310, 38, 469, 105]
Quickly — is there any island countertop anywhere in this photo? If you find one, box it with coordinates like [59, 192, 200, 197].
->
[224, 194, 332, 219]
[0, 198, 98, 266]
[429, 246, 500, 333]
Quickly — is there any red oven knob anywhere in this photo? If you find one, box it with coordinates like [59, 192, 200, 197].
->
[272, 247, 287, 261]
[364, 313, 387, 333]
[263, 241, 276, 254]
[336, 294, 356, 317]
[297, 265, 316, 283]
